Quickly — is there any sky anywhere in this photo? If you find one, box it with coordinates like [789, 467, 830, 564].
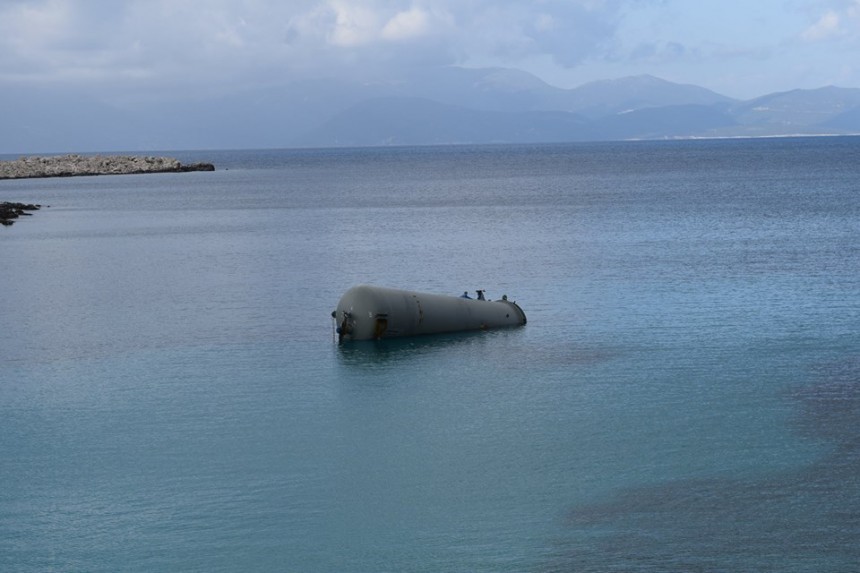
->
[0, 0, 858, 105]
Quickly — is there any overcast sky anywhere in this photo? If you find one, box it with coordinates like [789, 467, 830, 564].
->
[0, 0, 857, 103]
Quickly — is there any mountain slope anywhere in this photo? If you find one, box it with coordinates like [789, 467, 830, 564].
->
[730, 86, 860, 131]
[819, 106, 860, 131]
[562, 75, 736, 119]
[590, 104, 737, 140]
[297, 97, 588, 147]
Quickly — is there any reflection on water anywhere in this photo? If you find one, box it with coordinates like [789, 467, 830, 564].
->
[792, 357, 860, 446]
[335, 329, 521, 369]
[557, 357, 860, 572]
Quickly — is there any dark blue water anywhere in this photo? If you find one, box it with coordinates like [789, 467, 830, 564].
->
[2, 138, 859, 572]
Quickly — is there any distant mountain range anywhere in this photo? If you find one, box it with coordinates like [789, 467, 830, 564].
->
[296, 71, 860, 147]
[3, 67, 860, 153]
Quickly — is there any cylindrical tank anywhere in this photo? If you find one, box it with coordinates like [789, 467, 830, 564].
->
[333, 285, 527, 341]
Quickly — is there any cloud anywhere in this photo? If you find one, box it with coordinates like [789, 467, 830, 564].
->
[801, 1, 860, 42]
[326, 1, 382, 47]
[0, 0, 106, 76]
[381, 6, 437, 41]
[17, 0, 851, 103]
[453, 0, 628, 67]
[0, 0, 856, 129]
[803, 10, 842, 41]
[0, 0, 634, 95]
[627, 41, 690, 63]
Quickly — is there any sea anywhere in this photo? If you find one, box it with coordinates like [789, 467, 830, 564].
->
[1, 137, 858, 572]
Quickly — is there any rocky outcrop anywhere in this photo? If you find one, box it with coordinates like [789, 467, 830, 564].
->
[0, 154, 215, 179]
[178, 162, 216, 172]
[1, 202, 41, 226]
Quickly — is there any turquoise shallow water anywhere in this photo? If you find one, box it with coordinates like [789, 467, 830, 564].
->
[2, 138, 859, 571]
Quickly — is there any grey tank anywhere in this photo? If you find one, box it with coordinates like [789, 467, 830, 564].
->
[334, 285, 527, 341]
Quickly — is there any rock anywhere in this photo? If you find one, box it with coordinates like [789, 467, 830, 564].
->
[0, 154, 215, 179]
[0, 202, 41, 226]
[179, 162, 215, 172]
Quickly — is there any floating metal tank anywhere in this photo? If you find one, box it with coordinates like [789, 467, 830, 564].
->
[333, 285, 527, 341]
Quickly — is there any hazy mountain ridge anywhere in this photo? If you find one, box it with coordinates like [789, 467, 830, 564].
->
[300, 97, 590, 147]
[552, 74, 735, 119]
[296, 70, 860, 146]
[728, 86, 860, 128]
[2, 67, 859, 153]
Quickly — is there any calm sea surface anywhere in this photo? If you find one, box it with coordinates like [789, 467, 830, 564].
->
[1, 138, 859, 572]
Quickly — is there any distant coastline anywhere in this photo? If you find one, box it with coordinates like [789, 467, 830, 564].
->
[0, 154, 215, 180]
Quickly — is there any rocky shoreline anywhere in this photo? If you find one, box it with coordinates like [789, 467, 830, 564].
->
[1, 202, 42, 226]
[0, 154, 214, 180]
